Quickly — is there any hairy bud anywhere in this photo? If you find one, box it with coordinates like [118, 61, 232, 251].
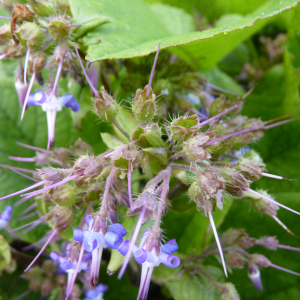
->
[237, 158, 265, 181]
[0, 24, 12, 45]
[226, 251, 246, 269]
[93, 87, 118, 121]
[183, 132, 214, 161]
[132, 85, 156, 122]
[219, 282, 240, 300]
[221, 228, 255, 249]
[169, 114, 199, 142]
[209, 95, 243, 117]
[47, 206, 73, 232]
[48, 17, 70, 39]
[15, 22, 43, 48]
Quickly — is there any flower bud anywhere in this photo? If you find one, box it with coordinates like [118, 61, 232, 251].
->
[128, 191, 157, 223]
[28, 51, 47, 73]
[48, 17, 70, 39]
[92, 87, 118, 121]
[219, 282, 240, 300]
[248, 263, 263, 291]
[209, 95, 243, 117]
[245, 189, 278, 216]
[249, 254, 271, 268]
[39, 168, 70, 183]
[41, 259, 57, 276]
[143, 148, 171, 165]
[221, 228, 255, 249]
[220, 168, 250, 197]
[47, 206, 73, 232]
[74, 156, 105, 179]
[53, 43, 73, 70]
[141, 227, 162, 256]
[257, 236, 278, 250]
[0, 24, 12, 45]
[15, 22, 43, 48]
[41, 278, 54, 296]
[111, 179, 130, 207]
[236, 158, 265, 180]
[53, 147, 74, 162]
[183, 132, 214, 161]
[169, 114, 199, 142]
[50, 184, 77, 206]
[144, 124, 168, 148]
[132, 85, 156, 122]
[74, 138, 93, 156]
[27, 0, 54, 17]
[225, 251, 246, 269]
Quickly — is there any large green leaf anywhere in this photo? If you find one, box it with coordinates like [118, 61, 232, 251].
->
[69, 0, 300, 69]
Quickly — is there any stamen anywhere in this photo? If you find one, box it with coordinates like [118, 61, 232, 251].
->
[24, 47, 30, 86]
[256, 241, 300, 251]
[9, 156, 35, 162]
[0, 16, 11, 20]
[272, 215, 297, 236]
[17, 142, 52, 154]
[118, 205, 147, 279]
[10, 169, 39, 182]
[204, 82, 239, 95]
[264, 119, 293, 130]
[208, 211, 228, 277]
[65, 24, 83, 28]
[0, 164, 38, 174]
[269, 263, 300, 276]
[262, 172, 296, 181]
[242, 86, 255, 99]
[191, 105, 238, 129]
[18, 211, 38, 221]
[20, 202, 37, 216]
[146, 42, 161, 100]
[73, 42, 100, 97]
[11, 218, 44, 231]
[103, 140, 138, 158]
[190, 108, 208, 120]
[49, 59, 63, 102]
[66, 243, 85, 298]
[0, 180, 45, 201]
[22, 171, 84, 198]
[264, 114, 291, 124]
[24, 228, 58, 272]
[21, 71, 36, 120]
[0, 53, 8, 60]
[128, 160, 133, 210]
[15, 290, 31, 300]
[246, 188, 300, 216]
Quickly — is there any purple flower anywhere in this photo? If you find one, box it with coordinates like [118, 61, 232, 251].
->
[73, 215, 127, 253]
[27, 90, 80, 149]
[0, 206, 12, 228]
[84, 284, 108, 300]
[117, 228, 180, 300]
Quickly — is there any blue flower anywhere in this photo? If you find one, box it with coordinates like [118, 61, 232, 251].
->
[0, 206, 12, 228]
[27, 90, 80, 149]
[84, 284, 108, 300]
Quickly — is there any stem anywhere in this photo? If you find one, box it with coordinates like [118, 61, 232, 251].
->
[262, 172, 295, 181]
[0, 164, 38, 174]
[49, 59, 63, 102]
[17, 142, 52, 153]
[146, 42, 161, 100]
[9, 157, 35, 162]
[264, 119, 293, 130]
[10, 169, 39, 182]
[112, 118, 131, 140]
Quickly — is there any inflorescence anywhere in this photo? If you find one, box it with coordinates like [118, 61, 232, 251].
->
[0, 1, 298, 299]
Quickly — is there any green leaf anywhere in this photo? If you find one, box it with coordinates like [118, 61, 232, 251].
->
[0, 236, 10, 264]
[69, 0, 300, 69]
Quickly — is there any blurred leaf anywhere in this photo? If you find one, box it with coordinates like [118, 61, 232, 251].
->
[0, 235, 10, 264]
[69, 0, 299, 69]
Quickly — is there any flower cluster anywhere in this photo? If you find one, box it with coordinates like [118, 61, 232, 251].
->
[0, 6, 298, 300]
